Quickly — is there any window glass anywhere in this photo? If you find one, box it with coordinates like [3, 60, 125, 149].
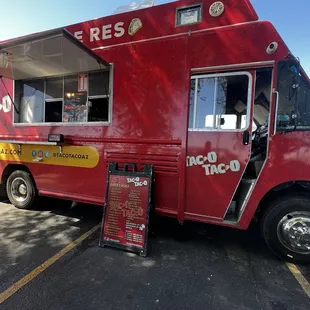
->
[63, 93, 88, 122]
[189, 74, 249, 130]
[276, 60, 310, 130]
[215, 114, 237, 129]
[188, 80, 195, 128]
[64, 75, 79, 94]
[214, 77, 230, 128]
[45, 101, 62, 122]
[214, 77, 227, 118]
[88, 98, 109, 122]
[63, 75, 87, 122]
[176, 5, 202, 26]
[18, 80, 44, 123]
[195, 78, 215, 129]
[46, 77, 63, 99]
[89, 71, 109, 96]
[276, 61, 297, 129]
[296, 75, 310, 128]
[14, 70, 110, 124]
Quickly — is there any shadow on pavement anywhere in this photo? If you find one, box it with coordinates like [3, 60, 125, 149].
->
[0, 184, 277, 281]
[0, 191, 102, 291]
[0, 182, 273, 264]
[152, 216, 277, 263]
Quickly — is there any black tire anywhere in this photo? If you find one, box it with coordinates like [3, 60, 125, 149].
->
[6, 170, 37, 209]
[261, 193, 310, 264]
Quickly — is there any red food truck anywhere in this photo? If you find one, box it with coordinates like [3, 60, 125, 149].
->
[0, 0, 309, 263]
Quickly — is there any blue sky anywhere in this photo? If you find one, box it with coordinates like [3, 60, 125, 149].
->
[0, 0, 309, 73]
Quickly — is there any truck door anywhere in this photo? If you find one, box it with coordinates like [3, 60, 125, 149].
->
[185, 71, 255, 220]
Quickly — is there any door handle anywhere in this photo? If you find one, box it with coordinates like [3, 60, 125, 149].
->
[272, 90, 279, 136]
[243, 130, 250, 145]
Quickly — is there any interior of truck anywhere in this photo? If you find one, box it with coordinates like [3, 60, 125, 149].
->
[246, 68, 273, 178]
[225, 68, 273, 221]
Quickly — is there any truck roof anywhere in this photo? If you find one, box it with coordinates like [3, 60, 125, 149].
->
[65, 0, 258, 49]
[1, 0, 258, 47]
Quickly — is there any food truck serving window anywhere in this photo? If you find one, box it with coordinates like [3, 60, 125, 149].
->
[13, 71, 111, 124]
[0, 28, 111, 125]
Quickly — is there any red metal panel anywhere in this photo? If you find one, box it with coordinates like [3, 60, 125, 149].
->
[185, 131, 251, 218]
[65, 0, 258, 50]
[188, 22, 289, 70]
[239, 132, 310, 229]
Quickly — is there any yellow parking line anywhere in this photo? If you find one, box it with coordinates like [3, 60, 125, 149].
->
[286, 263, 310, 298]
[0, 223, 101, 304]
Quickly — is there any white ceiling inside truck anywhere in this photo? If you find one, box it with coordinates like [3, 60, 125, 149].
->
[0, 28, 109, 80]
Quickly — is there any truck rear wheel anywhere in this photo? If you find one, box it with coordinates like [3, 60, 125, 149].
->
[6, 170, 37, 209]
[261, 194, 310, 264]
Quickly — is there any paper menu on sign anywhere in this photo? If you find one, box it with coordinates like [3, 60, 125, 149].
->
[102, 174, 150, 250]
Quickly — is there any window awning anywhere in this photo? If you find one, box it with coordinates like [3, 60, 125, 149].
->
[0, 28, 109, 80]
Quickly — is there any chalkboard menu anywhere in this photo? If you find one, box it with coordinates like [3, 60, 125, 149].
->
[100, 163, 153, 257]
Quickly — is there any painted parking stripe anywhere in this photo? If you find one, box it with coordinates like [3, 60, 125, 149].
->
[286, 263, 310, 298]
[0, 223, 101, 304]
[225, 243, 310, 299]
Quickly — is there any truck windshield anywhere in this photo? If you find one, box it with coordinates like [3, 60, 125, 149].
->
[276, 60, 310, 131]
[296, 71, 310, 128]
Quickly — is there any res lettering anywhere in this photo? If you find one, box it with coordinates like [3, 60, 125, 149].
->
[76, 22, 125, 43]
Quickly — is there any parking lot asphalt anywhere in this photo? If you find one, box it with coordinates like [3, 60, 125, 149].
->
[0, 192, 310, 310]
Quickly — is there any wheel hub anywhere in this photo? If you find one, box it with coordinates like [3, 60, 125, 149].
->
[277, 211, 310, 254]
[11, 177, 28, 203]
[18, 184, 27, 195]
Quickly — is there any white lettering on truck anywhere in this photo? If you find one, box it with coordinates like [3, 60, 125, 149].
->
[186, 152, 241, 176]
[74, 30, 83, 42]
[90, 28, 100, 42]
[0, 95, 12, 113]
[102, 24, 112, 39]
[75, 22, 125, 42]
[114, 22, 125, 37]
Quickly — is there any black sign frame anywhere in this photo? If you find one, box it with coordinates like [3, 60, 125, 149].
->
[99, 162, 153, 257]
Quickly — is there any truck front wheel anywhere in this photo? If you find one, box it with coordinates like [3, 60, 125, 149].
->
[6, 170, 37, 209]
[261, 194, 310, 264]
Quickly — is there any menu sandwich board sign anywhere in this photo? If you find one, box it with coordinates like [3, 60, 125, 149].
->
[99, 162, 153, 257]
